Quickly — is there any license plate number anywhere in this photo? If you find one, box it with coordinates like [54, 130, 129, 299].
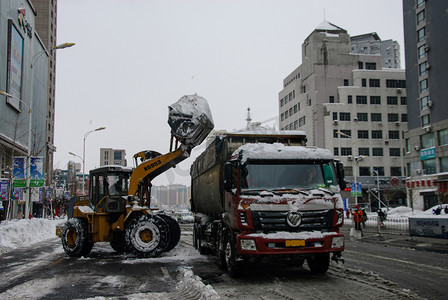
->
[285, 239, 305, 247]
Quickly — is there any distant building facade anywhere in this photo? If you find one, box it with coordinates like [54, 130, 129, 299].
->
[152, 185, 191, 209]
[403, 0, 448, 210]
[279, 21, 407, 209]
[100, 148, 127, 166]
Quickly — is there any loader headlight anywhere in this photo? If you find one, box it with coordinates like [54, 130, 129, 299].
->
[331, 236, 344, 249]
[240, 239, 257, 251]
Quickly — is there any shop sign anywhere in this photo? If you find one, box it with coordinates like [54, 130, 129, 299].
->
[17, 6, 33, 38]
[420, 147, 436, 161]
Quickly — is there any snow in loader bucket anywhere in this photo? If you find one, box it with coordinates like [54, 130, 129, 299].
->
[168, 94, 214, 147]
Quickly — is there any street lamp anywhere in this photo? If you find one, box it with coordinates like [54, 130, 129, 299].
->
[0, 42, 75, 219]
[373, 169, 381, 211]
[82, 127, 106, 195]
[336, 131, 365, 205]
[68, 151, 84, 195]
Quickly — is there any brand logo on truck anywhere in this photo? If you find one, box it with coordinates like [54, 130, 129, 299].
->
[286, 211, 302, 228]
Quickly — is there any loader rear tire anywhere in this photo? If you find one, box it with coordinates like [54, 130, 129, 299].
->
[125, 214, 170, 258]
[157, 214, 181, 252]
[61, 218, 92, 257]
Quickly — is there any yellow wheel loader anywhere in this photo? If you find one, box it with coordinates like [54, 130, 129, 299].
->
[57, 95, 214, 258]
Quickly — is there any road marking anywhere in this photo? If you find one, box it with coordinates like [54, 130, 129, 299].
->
[345, 249, 447, 271]
[160, 266, 170, 279]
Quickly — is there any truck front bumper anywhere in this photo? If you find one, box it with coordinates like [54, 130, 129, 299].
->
[236, 231, 344, 255]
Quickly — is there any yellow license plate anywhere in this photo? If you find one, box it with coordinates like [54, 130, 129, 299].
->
[285, 239, 305, 247]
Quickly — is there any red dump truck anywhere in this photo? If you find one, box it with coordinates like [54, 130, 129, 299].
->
[191, 132, 346, 276]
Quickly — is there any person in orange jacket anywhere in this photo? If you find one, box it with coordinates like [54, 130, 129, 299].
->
[352, 205, 363, 236]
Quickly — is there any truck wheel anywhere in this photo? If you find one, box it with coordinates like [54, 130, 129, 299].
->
[61, 218, 92, 257]
[125, 214, 170, 258]
[157, 214, 180, 252]
[110, 231, 127, 253]
[198, 230, 209, 255]
[224, 231, 242, 277]
[307, 253, 330, 274]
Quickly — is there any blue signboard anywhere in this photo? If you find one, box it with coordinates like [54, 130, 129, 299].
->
[13, 157, 26, 187]
[420, 147, 436, 161]
[350, 182, 362, 196]
[30, 157, 44, 187]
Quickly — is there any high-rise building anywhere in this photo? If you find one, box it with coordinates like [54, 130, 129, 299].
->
[100, 148, 127, 166]
[279, 21, 407, 208]
[402, 0, 448, 210]
[33, 0, 58, 188]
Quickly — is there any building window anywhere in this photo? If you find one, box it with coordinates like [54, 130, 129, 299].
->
[372, 130, 383, 139]
[280, 98, 284, 107]
[369, 79, 380, 87]
[359, 167, 371, 176]
[358, 61, 363, 69]
[339, 112, 351, 121]
[400, 97, 407, 105]
[420, 79, 428, 93]
[417, 0, 425, 7]
[373, 167, 385, 176]
[348, 95, 352, 104]
[371, 113, 382, 122]
[281, 113, 284, 121]
[421, 132, 435, 149]
[420, 96, 430, 110]
[387, 96, 398, 105]
[359, 148, 369, 156]
[294, 104, 298, 113]
[299, 116, 306, 127]
[357, 113, 368, 122]
[419, 62, 428, 76]
[334, 147, 339, 156]
[389, 148, 401, 157]
[389, 131, 400, 139]
[390, 167, 402, 176]
[285, 111, 289, 119]
[333, 130, 339, 138]
[356, 96, 367, 104]
[362, 79, 367, 87]
[114, 151, 122, 161]
[344, 166, 353, 177]
[372, 148, 384, 156]
[422, 114, 431, 127]
[333, 112, 338, 120]
[366, 63, 377, 70]
[417, 27, 426, 42]
[370, 96, 381, 105]
[294, 120, 298, 129]
[329, 96, 335, 103]
[341, 147, 352, 156]
[418, 44, 427, 59]
[339, 130, 351, 138]
[417, 9, 425, 24]
[344, 79, 349, 86]
[438, 129, 448, 146]
[388, 114, 399, 122]
[422, 159, 436, 175]
[441, 158, 448, 173]
[105, 151, 109, 160]
[358, 130, 369, 139]
[386, 80, 406, 88]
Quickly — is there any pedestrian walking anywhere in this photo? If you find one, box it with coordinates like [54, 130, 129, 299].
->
[352, 205, 363, 237]
[362, 208, 368, 228]
[378, 209, 386, 227]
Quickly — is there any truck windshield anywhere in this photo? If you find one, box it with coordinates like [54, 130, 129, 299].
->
[241, 162, 336, 191]
[106, 173, 130, 196]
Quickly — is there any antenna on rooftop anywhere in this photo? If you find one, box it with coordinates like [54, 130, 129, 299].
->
[246, 107, 252, 129]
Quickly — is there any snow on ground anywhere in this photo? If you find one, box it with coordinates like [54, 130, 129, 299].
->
[0, 218, 65, 254]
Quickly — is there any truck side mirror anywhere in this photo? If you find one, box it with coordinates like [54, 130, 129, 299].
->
[335, 161, 346, 190]
[223, 163, 234, 192]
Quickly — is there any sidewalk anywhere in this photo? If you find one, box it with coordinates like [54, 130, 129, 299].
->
[340, 226, 448, 254]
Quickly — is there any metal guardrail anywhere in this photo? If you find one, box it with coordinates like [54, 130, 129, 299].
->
[344, 215, 410, 236]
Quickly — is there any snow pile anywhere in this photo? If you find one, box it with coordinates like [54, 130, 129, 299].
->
[0, 218, 65, 254]
[176, 268, 220, 300]
[235, 143, 333, 163]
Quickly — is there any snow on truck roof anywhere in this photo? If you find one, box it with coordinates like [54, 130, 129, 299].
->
[234, 143, 333, 163]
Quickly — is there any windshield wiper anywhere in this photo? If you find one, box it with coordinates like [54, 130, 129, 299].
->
[318, 187, 334, 195]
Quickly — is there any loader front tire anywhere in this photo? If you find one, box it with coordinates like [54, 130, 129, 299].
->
[61, 218, 92, 257]
[125, 214, 170, 258]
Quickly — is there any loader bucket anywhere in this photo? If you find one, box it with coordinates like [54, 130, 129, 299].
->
[168, 94, 214, 148]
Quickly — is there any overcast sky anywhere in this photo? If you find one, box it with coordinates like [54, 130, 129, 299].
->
[54, 0, 404, 186]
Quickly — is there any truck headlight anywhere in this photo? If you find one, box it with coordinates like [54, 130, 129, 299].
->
[240, 239, 257, 251]
[331, 236, 344, 249]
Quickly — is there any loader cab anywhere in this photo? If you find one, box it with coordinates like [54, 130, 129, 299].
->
[89, 166, 133, 213]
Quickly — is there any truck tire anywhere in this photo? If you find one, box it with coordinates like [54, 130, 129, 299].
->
[157, 214, 180, 252]
[110, 231, 127, 253]
[307, 253, 330, 274]
[224, 231, 242, 277]
[198, 230, 209, 255]
[125, 214, 170, 258]
[61, 218, 92, 257]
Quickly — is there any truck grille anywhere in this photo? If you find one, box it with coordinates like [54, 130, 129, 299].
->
[251, 210, 334, 232]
